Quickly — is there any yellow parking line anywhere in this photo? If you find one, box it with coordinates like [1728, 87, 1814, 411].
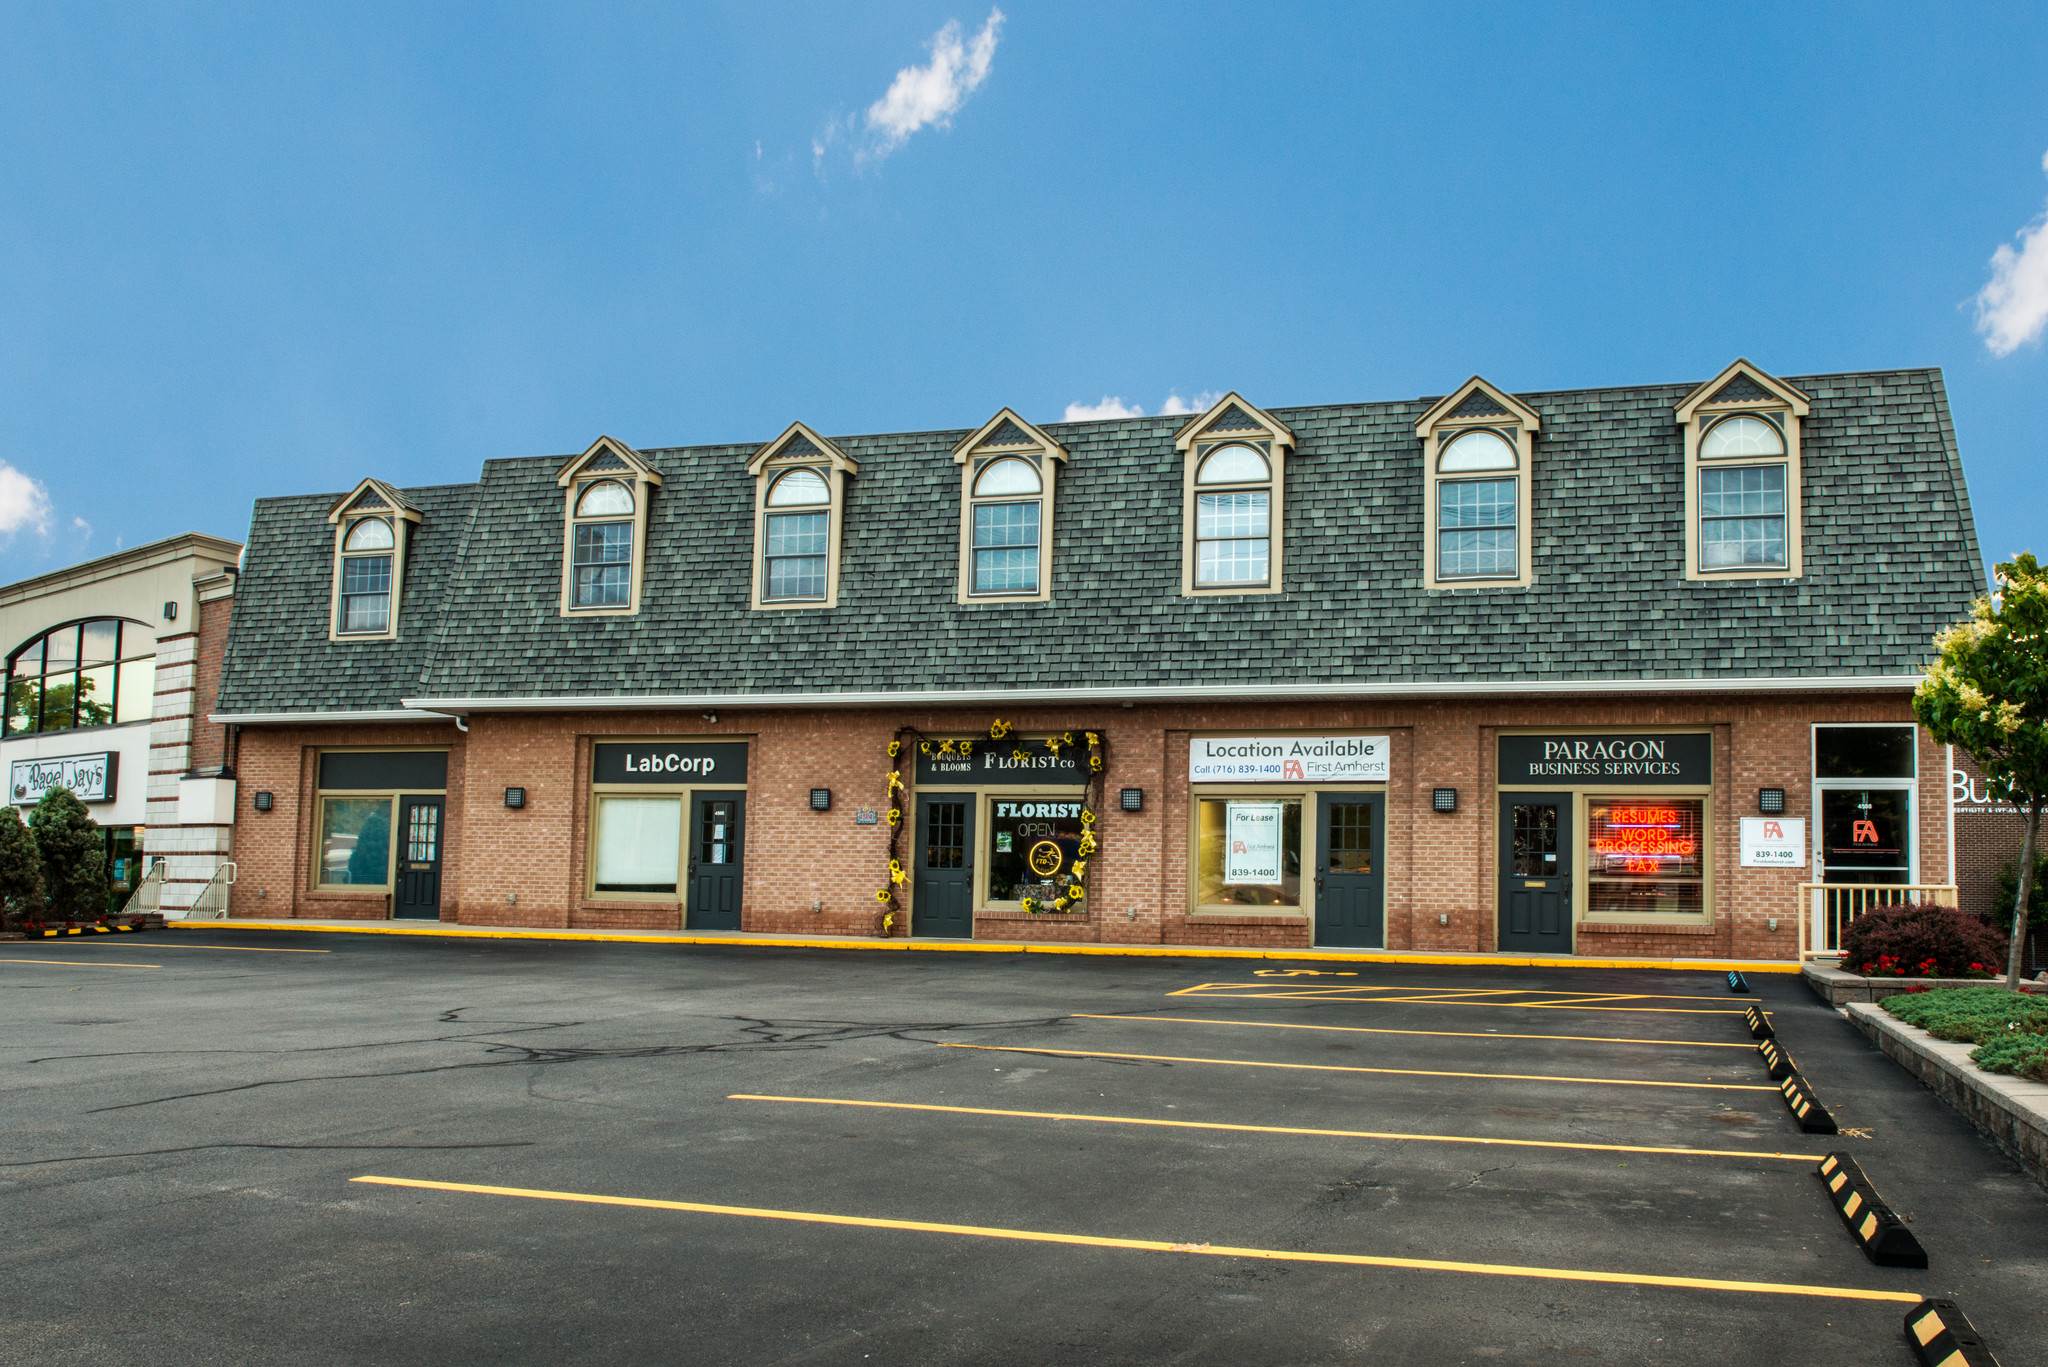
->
[941, 1043, 1775, 1091]
[350, 1175, 1916, 1304]
[1180, 984, 1744, 1004]
[1167, 985, 1746, 1015]
[728, 1094, 1820, 1161]
[0, 958, 159, 969]
[1072, 1014, 1756, 1049]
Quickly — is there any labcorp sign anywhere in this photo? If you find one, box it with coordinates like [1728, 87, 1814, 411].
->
[1190, 735, 1389, 784]
[592, 742, 749, 785]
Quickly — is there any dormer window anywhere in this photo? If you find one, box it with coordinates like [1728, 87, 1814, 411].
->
[951, 409, 1065, 604]
[556, 437, 661, 616]
[1175, 394, 1294, 597]
[1676, 361, 1809, 581]
[748, 423, 858, 610]
[339, 518, 396, 632]
[326, 479, 420, 642]
[1414, 379, 1541, 591]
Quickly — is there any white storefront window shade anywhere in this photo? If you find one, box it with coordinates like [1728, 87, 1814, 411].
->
[594, 795, 682, 893]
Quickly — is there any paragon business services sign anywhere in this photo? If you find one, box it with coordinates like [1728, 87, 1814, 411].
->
[1189, 735, 1390, 784]
[1498, 733, 1711, 786]
[10, 752, 118, 805]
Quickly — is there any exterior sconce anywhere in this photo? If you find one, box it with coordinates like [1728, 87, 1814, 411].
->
[1432, 788, 1458, 814]
[810, 788, 832, 811]
[1758, 787, 1786, 815]
[163, 600, 178, 621]
[1120, 788, 1143, 813]
[504, 787, 526, 809]
[252, 791, 274, 812]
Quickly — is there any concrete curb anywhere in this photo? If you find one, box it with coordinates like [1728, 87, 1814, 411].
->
[1844, 1002, 2048, 1194]
[1802, 962, 2012, 1007]
[166, 920, 1805, 972]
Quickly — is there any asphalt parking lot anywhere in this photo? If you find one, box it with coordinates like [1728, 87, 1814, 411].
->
[3, 932, 2043, 1366]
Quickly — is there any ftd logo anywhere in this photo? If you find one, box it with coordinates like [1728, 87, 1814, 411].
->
[1852, 820, 1879, 844]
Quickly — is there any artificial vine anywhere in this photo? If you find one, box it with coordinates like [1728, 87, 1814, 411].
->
[875, 719, 1108, 933]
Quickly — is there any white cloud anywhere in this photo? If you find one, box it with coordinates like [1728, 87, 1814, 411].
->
[1063, 396, 1144, 421]
[1975, 150, 2048, 357]
[860, 9, 1003, 162]
[0, 462, 52, 538]
[1158, 390, 1221, 416]
[71, 516, 91, 541]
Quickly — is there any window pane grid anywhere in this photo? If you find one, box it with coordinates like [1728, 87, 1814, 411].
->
[7, 618, 158, 734]
[1437, 479, 1516, 578]
[1194, 490, 1270, 587]
[972, 502, 1039, 594]
[766, 511, 829, 600]
[1699, 466, 1787, 568]
[572, 521, 633, 607]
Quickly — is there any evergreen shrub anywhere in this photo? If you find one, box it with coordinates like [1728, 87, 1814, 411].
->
[1839, 903, 2007, 980]
[29, 787, 108, 922]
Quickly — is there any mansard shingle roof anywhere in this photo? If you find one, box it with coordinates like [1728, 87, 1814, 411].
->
[213, 368, 1984, 716]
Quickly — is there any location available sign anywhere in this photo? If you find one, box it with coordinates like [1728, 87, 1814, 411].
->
[10, 752, 117, 805]
[1190, 736, 1389, 784]
[1740, 817, 1806, 868]
[1223, 802, 1284, 884]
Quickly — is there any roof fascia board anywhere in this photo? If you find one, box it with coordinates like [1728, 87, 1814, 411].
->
[0, 532, 243, 606]
[400, 675, 1923, 713]
[210, 709, 455, 725]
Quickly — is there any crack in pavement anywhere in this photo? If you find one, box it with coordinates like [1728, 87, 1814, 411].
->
[2, 1141, 537, 1168]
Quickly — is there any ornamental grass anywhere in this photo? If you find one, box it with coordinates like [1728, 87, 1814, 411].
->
[1882, 985, 2048, 1083]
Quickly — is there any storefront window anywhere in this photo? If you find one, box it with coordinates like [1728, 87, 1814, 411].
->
[5, 619, 155, 734]
[594, 795, 683, 894]
[1586, 799, 1704, 915]
[1195, 797, 1302, 908]
[987, 798, 1084, 903]
[1814, 726, 1915, 779]
[319, 797, 393, 887]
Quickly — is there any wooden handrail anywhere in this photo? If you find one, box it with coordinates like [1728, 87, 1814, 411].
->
[1797, 883, 1958, 959]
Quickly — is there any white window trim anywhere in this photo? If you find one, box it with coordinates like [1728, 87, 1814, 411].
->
[1175, 393, 1295, 597]
[554, 437, 661, 618]
[747, 422, 858, 612]
[951, 409, 1066, 605]
[325, 479, 421, 644]
[1677, 360, 1810, 583]
[1414, 379, 1541, 592]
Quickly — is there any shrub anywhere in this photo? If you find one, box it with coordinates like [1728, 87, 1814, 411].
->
[1839, 902, 2008, 979]
[1882, 984, 2048, 1042]
[1969, 1032, 2048, 1082]
[1993, 849, 2048, 931]
[29, 787, 108, 922]
[0, 806, 42, 929]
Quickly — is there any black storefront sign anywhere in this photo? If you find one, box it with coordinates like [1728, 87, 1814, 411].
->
[915, 744, 1085, 787]
[1498, 733, 1712, 786]
[593, 741, 750, 785]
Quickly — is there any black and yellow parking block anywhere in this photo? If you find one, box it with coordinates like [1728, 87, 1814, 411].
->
[1744, 1004, 1773, 1040]
[1778, 1072, 1836, 1133]
[1903, 1298, 2002, 1366]
[1758, 1037, 1798, 1081]
[1816, 1153, 1926, 1268]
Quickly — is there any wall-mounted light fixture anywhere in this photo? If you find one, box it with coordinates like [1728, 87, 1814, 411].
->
[162, 600, 178, 621]
[810, 788, 832, 811]
[504, 787, 526, 809]
[1432, 787, 1458, 814]
[252, 791, 274, 812]
[702, 711, 719, 724]
[1758, 787, 1786, 815]
[1120, 788, 1143, 812]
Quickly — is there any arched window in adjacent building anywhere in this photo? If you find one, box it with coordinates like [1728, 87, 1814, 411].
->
[5, 619, 156, 734]
[570, 479, 636, 608]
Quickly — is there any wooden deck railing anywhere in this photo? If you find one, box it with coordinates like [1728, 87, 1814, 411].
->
[1798, 882, 1959, 960]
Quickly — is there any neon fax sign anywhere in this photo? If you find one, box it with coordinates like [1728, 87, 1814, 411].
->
[593, 742, 749, 785]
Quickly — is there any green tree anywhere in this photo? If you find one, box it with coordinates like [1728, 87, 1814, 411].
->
[0, 806, 44, 929]
[1915, 552, 2048, 987]
[29, 787, 108, 922]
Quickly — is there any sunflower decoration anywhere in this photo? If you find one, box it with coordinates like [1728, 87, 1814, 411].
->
[1089, 754, 1104, 772]
[989, 719, 1012, 739]
[889, 858, 906, 886]
[886, 806, 901, 827]
[938, 739, 956, 756]
[1084, 732, 1100, 748]
[888, 740, 901, 759]
[918, 740, 933, 755]
[876, 887, 893, 904]
[1043, 735, 1063, 756]
[1052, 898, 1069, 911]
[887, 771, 904, 792]
[1077, 831, 1097, 858]
[1011, 748, 1028, 762]
[882, 910, 895, 932]
[1019, 896, 1038, 914]
[959, 740, 973, 756]
[1080, 809, 1096, 826]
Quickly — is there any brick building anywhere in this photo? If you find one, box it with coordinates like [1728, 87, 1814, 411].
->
[0, 533, 241, 913]
[212, 362, 1982, 960]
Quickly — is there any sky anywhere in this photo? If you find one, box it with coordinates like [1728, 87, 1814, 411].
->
[0, 2, 2044, 587]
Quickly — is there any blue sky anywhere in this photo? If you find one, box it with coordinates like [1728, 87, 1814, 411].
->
[1, 2, 2044, 586]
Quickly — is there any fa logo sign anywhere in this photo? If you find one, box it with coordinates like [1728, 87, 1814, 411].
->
[1852, 820, 1879, 844]
[1282, 760, 1305, 780]
[1762, 820, 1784, 839]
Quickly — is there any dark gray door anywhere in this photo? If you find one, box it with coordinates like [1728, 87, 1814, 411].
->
[913, 794, 974, 938]
[1315, 793, 1384, 948]
[1499, 793, 1572, 953]
[687, 793, 744, 930]
[393, 796, 443, 920]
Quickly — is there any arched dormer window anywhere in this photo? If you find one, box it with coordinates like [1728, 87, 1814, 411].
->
[1414, 379, 1541, 590]
[1174, 394, 1294, 596]
[951, 409, 1066, 603]
[556, 437, 662, 616]
[1676, 360, 1809, 581]
[747, 423, 858, 610]
[326, 479, 422, 642]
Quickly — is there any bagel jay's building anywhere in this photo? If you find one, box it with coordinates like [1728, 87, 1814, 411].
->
[211, 362, 1983, 959]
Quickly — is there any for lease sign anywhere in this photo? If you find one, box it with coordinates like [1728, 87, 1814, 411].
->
[1190, 735, 1389, 784]
[1223, 802, 1284, 884]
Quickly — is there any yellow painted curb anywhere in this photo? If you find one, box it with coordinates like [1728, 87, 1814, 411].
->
[170, 920, 1802, 972]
